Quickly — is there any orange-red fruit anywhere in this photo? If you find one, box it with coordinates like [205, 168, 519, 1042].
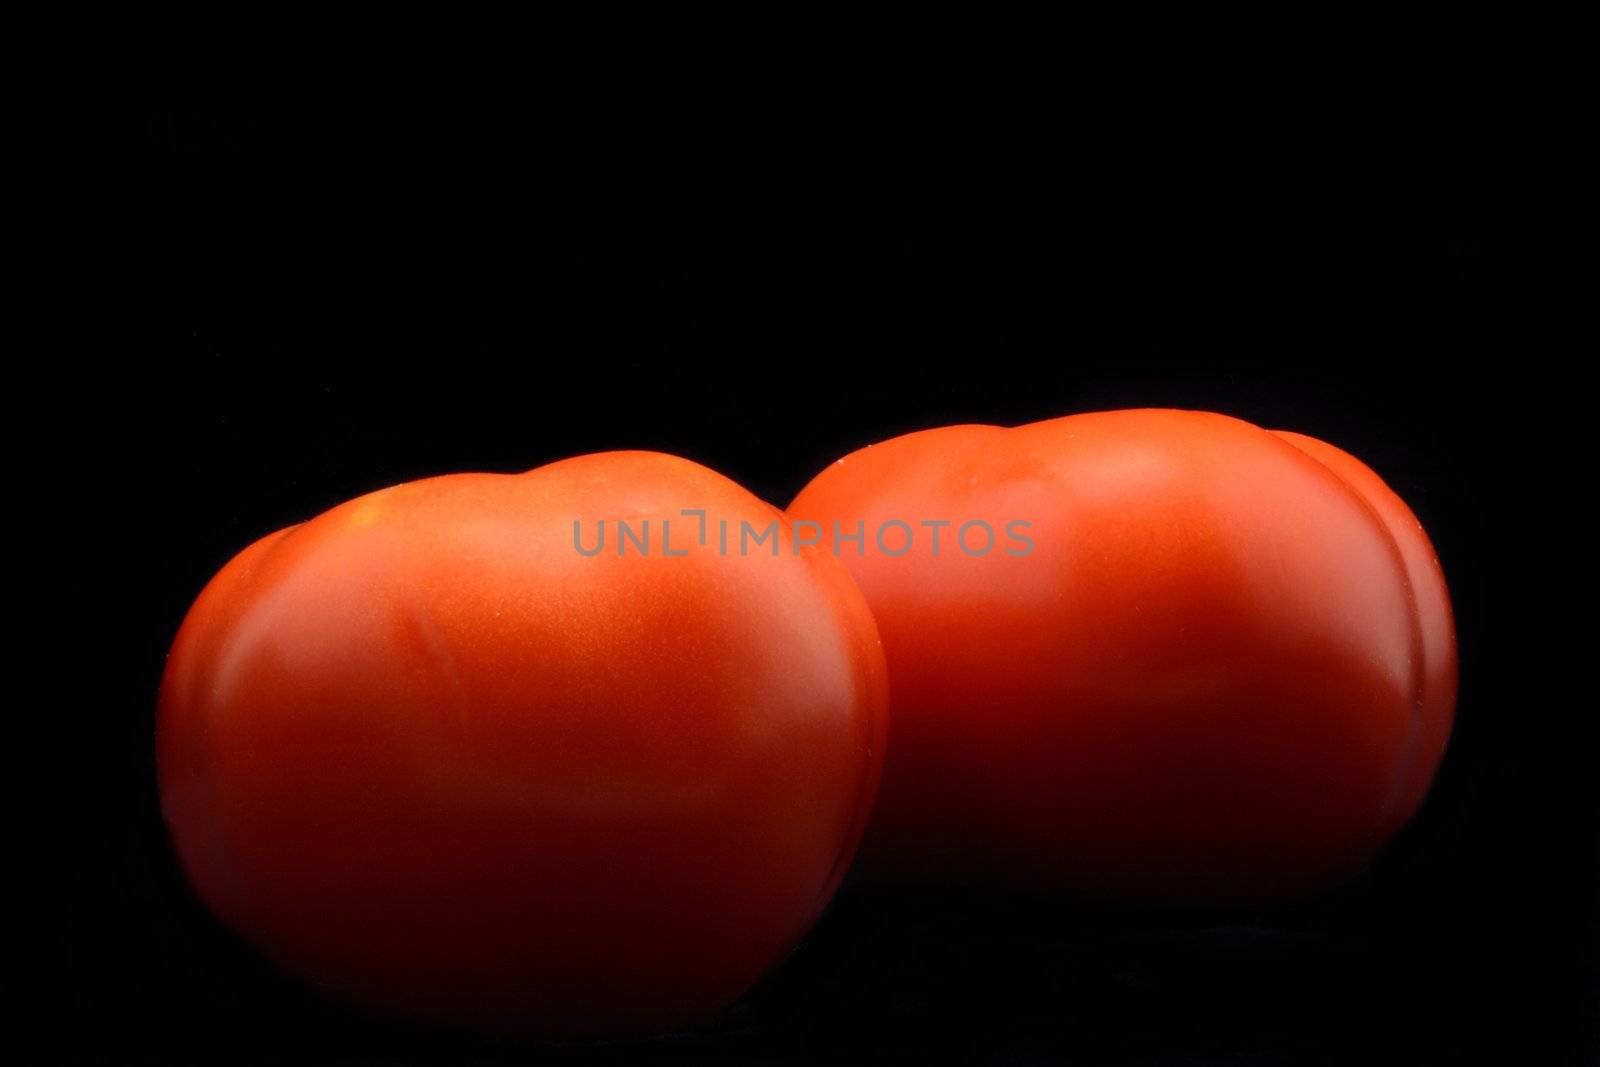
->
[159, 452, 888, 1034]
[788, 410, 1455, 900]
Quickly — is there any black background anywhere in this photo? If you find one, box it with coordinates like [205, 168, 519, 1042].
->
[95, 75, 1592, 1065]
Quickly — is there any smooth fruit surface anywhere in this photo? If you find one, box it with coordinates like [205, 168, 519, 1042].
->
[159, 451, 887, 1034]
[788, 410, 1455, 899]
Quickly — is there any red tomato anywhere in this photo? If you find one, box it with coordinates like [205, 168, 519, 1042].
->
[159, 451, 887, 1034]
[788, 410, 1455, 900]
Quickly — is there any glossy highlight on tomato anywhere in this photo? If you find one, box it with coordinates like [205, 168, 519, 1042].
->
[158, 451, 888, 1035]
[788, 409, 1456, 900]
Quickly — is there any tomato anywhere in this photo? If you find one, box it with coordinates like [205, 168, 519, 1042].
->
[158, 451, 888, 1034]
[788, 410, 1455, 900]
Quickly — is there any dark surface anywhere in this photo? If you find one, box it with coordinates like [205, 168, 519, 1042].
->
[91, 82, 1593, 1064]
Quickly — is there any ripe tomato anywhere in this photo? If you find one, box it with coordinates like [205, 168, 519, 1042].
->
[159, 451, 887, 1034]
[788, 410, 1455, 900]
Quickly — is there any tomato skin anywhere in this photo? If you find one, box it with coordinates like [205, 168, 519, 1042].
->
[788, 410, 1455, 901]
[158, 451, 887, 1035]
[1268, 431, 1457, 847]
